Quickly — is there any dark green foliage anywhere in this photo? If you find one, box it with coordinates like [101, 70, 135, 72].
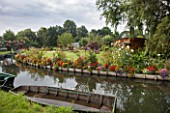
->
[97, 27, 112, 36]
[37, 27, 47, 46]
[76, 26, 88, 41]
[3, 30, 16, 41]
[63, 20, 77, 38]
[147, 16, 170, 58]
[17, 29, 37, 42]
[96, 0, 170, 35]
[46, 26, 59, 47]
[17, 29, 37, 47]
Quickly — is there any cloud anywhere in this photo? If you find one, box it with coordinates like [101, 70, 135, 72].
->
[0, 0, 107, 35]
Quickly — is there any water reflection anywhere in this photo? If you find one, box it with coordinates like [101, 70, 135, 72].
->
[0, 60, 170, 113]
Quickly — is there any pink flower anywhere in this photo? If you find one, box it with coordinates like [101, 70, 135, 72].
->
[96, 66, 103, 71]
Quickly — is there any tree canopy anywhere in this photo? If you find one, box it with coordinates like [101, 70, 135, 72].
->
[63, 20, 77, 38]
[58, 33, 75, 48]
[3, 30, 16, 41]
[76, 26, 88, 41]
[96, 0, 170, 36]
[147, 16, 170, 58]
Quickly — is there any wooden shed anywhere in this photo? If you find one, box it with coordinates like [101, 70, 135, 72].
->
[114, 38, 145, 51]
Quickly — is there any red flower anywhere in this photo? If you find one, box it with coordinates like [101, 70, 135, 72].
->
[47, 58, 51, 63]
[110, 65, 116, 71]
[59, 60, 63, 66]
[90, 62, 98, 67]
[147, 66, 155, 72]
[105, 64, 109, 69]
[127, 66, 134, 73]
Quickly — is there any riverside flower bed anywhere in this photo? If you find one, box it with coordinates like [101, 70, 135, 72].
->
[15, 48, 170, 81]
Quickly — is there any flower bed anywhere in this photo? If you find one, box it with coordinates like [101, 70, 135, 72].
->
[15, 48, 170, 81]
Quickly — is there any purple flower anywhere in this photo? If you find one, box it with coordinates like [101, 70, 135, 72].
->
[158, 68, 169, 77]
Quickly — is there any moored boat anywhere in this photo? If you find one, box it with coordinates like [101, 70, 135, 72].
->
[0, 72, 15, 90]
[10, 85, 117, 113]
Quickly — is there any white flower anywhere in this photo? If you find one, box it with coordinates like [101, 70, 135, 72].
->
[142, 68, 149, 74]
[157, 54, 161, 56]
[130, 49, 134, 52]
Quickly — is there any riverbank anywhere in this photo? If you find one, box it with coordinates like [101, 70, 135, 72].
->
[0, 90, 73, 113]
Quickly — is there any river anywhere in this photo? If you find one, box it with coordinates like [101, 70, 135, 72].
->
[0, 59, 170, 113]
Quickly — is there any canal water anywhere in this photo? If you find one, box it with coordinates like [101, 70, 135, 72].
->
[0, 59, 170, 113]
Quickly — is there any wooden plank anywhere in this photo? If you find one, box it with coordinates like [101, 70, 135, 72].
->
[86, 95, 90, 103]
[99, 95, 103, 107]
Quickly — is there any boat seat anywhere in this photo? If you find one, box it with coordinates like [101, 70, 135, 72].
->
[48, 87, 91, 96]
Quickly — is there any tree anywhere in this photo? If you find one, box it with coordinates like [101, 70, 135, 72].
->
[102, 35, 114, 46]
[3, 30, 16, 41]
[37, 27, 47, 46]
[96, 0, 125, 32]
[147, 16, 170, 58]
[96, 0, 170, 35]
[90, 29, 98, 36]
[76, 26, 88, 41]
[79, 38, 88, 47]
[46, 25, 65, 47]
[98, 27, 112, 36]
[58, 33, 75, 48]
[56, 26, 65, 36]
[46, 26, 58, 47]
[63, 20, 77, 38]
[17, 29, 37, 41]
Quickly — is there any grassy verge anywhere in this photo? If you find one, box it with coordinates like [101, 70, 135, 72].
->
[0, 90, 73, 113]
[0, 51, 10, 55]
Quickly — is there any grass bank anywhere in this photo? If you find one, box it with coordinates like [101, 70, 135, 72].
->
[0, 90, 73, 113]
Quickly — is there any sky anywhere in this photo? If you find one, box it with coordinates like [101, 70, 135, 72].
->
[0, 0, 125, 36]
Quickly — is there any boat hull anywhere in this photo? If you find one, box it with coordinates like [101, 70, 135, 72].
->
[11, 85, 117, 113]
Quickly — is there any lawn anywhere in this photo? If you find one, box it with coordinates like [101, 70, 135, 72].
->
[43, 50, 103, 64]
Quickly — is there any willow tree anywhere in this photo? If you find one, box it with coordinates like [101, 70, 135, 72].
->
[96, 0, 125, 33]
[147, 16, 170, 58]
[96, 0, 170, 36]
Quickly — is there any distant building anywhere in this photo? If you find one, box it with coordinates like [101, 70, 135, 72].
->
[0, 47, 7, 51]
[72, 42, 80, 48]
[113, 38, 145, 51]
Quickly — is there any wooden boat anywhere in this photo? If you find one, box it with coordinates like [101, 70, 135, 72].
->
[0, 72, 15, 90]
[10, 85, 117, 113]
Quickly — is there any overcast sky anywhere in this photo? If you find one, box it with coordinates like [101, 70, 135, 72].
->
[0, 0, 125, 36]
